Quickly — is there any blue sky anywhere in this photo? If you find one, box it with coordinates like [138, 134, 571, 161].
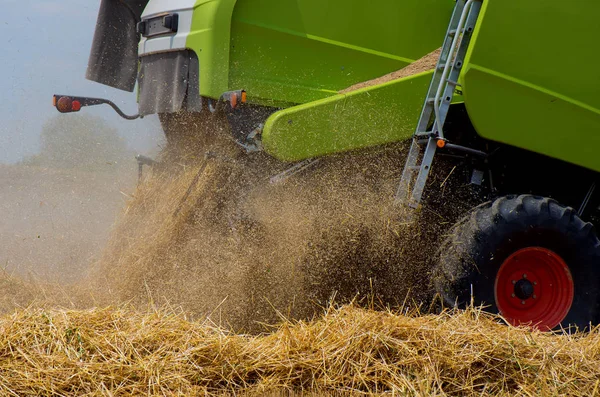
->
[0, 0, 163, 163]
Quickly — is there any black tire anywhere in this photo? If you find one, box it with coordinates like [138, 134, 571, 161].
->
[434, 194, 600, 330]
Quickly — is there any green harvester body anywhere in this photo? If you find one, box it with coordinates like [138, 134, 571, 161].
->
[189, 0, 454, 106]
[460, 0, 600, 173]
[180, 0, 455, 160]
[263, 0, 600, 172]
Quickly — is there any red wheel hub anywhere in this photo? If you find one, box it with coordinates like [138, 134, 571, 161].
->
[494, 247, 574, 331]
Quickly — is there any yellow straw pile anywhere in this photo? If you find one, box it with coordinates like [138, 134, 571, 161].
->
[1, 305, 599, 396]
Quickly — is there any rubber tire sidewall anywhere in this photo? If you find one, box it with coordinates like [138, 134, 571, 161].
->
[436, 195, 600, 330]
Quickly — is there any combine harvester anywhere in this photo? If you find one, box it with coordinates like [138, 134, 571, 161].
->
[54, 0, 600, 331]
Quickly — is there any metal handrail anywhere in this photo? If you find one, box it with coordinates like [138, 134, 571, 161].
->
[433, 0, 477, 140]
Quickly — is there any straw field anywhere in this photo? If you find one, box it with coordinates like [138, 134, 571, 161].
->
[1, 304, 599, 396]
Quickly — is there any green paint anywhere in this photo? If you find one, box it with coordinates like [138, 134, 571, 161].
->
[186, 0, 454, 105]
[462, 0, 600, 172]
[262, 72, 433, 162]
[182, 0, 454, 161]
[229, 0, 454, 106]
[187, 0, 238, 98]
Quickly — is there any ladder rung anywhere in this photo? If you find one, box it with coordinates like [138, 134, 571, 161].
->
[448, 28, 466, 37]
[446, 79, 458, 86]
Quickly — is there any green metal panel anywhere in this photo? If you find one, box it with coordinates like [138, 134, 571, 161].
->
[187, 0, 238, 98]
[229, 0, 454, 106]
[462, 0, 600, 172]
[262, 72, 432, 162]
[186, 0, 454, 104]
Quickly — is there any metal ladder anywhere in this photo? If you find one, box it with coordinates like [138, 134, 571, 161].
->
[395, 0, 483, 209]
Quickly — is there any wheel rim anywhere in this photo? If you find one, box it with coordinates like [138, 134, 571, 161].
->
[494, 247, 574, 331]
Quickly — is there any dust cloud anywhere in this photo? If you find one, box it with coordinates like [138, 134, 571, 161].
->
[0, 109, 446, 333]
[0, 114, 150, 308]
[83, 111, 438, 332]
[0, 164, 135, 284]
[0, 56, 451, 331]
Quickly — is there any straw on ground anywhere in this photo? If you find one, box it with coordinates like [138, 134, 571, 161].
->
[1, 304, 599, 396]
